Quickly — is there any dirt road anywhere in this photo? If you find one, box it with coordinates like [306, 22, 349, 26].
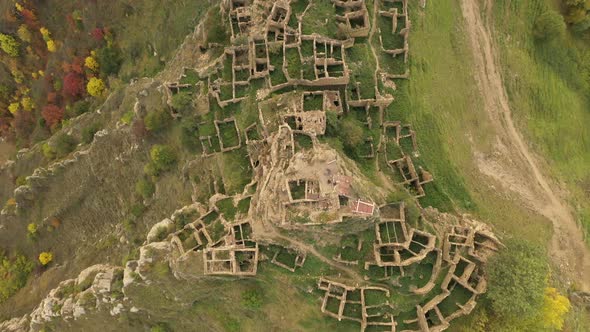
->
[460, 0, 590, 291]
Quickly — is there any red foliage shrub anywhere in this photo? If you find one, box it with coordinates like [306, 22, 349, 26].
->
[20, 8, 38, 27]
[91, 28, 105, 41]
[0, 116, 12, 138]
[42, 104, 64, 128]
[132, 118, 147, 139]
[14, 109, 34, 141]
[66, 14, 76, 30]
[63, 72, 85, 98]
[47, 92, 58, 104]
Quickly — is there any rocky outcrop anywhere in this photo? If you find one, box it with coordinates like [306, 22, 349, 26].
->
[20, 264, 126, 331]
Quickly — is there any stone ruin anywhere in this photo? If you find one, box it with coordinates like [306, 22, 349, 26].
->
[334, 0, 372, 38]
[382, 121, 432, 197]
[160, 1, 482, 330]
[315, 204, 501, 332]
[318, 278, 396, 332]
[368, 202, 437, 268]
[378, 0, 411, 76]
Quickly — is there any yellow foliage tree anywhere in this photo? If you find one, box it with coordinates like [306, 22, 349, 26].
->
[39, 27, 51, 41]
[17, 25, 31, 43]
[15, 3, 24, 12]
[46, 40, 56, 53]
[27, 223, 37, 235]
[87, 77, 105, 97]
[8, 102, 20, 114]
[38, 252, 53, 266]
[539, 287, 570, 330]
[21, 97, 34, 111]
[85, 56, 99, 72]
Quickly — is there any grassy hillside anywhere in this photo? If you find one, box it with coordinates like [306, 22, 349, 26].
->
[394, 0, 552, 243]
[490, 0, 590, 245]
[398, 0, 589, 329]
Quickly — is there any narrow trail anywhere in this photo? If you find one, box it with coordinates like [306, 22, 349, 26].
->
[460, 0, 590, 291]
[272, 232, 365, 284]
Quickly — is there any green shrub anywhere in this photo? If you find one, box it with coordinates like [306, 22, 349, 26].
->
[0, 254, 33, 303]
[82, 123, 101, 144]
[135, 177, 155, 199]
[485, 238, 548, 320]
[53, 134, 78, 158]
[171, 90, 193, 113]
[534, 11, 565, 41]
[150, 322, 172, 332]
[205, 9, 229, 44]
[15, 175, 27, 186]
[66, 100, 91, 118]
[121, 110, 135, 125]
[130, 203, 146, 218]
[241, 289, 263, 310]
[339, 118, 364, 158]
[149, 145, 177, 172]
[144, 110, 171, 132]
[224, 318, 241, 332]
[42, 142, 56, 159]
[180, 117, 200, 152]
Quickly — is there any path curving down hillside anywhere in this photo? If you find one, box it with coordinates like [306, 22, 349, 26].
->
[461, 0, 590, 291]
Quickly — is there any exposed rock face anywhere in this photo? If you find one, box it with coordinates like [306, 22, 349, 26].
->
[0, 316, 29, 332]
[571, 291, 590, 308]
[12, 264, 127, 331]
[146, 218, 175, 244]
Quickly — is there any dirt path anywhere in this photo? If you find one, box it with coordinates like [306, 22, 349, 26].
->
[272, 232, 365, 284]
[460, 0, 590, 291]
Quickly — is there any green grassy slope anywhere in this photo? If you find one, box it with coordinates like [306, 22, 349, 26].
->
[490, 0, 590, 244]
[393, 0, 552, 243]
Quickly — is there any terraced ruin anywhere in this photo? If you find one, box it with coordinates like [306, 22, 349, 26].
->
[0, 1, 508, 331]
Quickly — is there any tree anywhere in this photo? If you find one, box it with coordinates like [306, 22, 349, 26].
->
[534, 11, 566, 41]
[538, 287, 571, 330]
[97, 46, 122, 76]
[84, 55, 99, 72]
[38, 252, 53, 266]
[21, 97, 34, 111]
[27, 223, 37, 235]
[87, 77, 105, 97]
[39, 27, 51, 41]
[149, 145, 177, 173]
[0, 33, 19, 57]
[63, 72, 85, 98]
[485, 238, 548, 319]
[17, 25, 31, 43]
[27, 223, 38, 240]
[8, 103, 20, 114]
[41, 104, 64, 128]
[46, 40, 57, 53]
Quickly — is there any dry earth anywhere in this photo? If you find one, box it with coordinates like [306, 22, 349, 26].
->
[461, 0, 590, 291]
